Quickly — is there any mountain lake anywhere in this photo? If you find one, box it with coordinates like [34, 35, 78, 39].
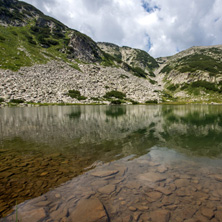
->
[0, 105, 222, 221]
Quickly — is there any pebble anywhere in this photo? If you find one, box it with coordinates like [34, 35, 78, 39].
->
[55, 193, 61, 198]
[121, 201, 126, 205]
[129, 206, 137, 212]
[138, 172, 166, 183]
[40, 172, 49, 176]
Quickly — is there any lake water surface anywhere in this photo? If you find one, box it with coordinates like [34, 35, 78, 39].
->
[1, 105, 222, 221]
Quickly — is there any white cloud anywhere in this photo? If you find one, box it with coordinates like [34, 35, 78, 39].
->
[22, 0, 222, 57]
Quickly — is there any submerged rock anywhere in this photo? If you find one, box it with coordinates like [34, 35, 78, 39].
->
[98, 185, 116, 195]
[69, 198, 109, 222]
[138, 172, 167, 183]
[149, 209, 171, 222]
[91, 170, 119, 178]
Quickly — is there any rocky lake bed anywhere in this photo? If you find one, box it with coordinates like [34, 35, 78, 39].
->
[1, 105, 222, 221]
[2, 148, 222, 222]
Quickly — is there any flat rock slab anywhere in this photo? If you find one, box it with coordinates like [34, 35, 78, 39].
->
[16, 208, 46, 222]
[149, 209, 171, 222]
[125, 181, 142, 190]
[98, 185, 116, 195]
[155, 186, 172, 195]
[138, 172, 166, 183]
[146, 191, 162, 202]
[91, 170, 119, 178]
[175, 206, 198, 220]
[174, 179, 190, 188]
[200, 207, 215, 219]
[215, 211, 222, 222]
[156, 166, 168, 173]
[69, 198, 108, 222]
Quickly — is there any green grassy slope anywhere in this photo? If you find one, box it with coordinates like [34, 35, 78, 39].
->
[0, 25, 82, 71]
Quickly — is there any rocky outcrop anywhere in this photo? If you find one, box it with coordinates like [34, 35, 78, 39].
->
[0, 0, 43, 27]
[68, 31, 103, 63]
[98, 42, 159, 75]
[0, 0, 103, 64]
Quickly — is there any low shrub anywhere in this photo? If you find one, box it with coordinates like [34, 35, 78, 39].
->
[181, 83, 189, 90]
[191, 81, 218, 92]
[120, 74, 129, 79]
[0, 35, 6, 41]
[131, 66, 147, 78]
[160, 65, 172, 74]
[53, 32, 65, 39]
[47, 39, 59, 46]
[149, 71, 156, 77]
[110, 100, 122, 105]
[149, 79, 157, 85]
[104, 90, 126, 99]
[162, 91, 173, 99]
[0, 98, 5, 103]
[68, 90, 80, 96]
[130, 100, 139, 105]
[167, 84, 179, 91]
[91, 97, 100, 101]
[11, 31, 17, 36]
[177, 54, 222, 76]
[10, 99, 25, 103]
[145, 100, 158, 104]
[68, 90, 87, 100]
[78, 95, 87, 100]
[70, 63, 81, 72]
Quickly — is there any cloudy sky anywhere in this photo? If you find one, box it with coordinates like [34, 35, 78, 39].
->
[22, 0, 222, 58]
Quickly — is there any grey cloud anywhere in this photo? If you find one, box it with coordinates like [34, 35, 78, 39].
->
[22, 0, 222, 57]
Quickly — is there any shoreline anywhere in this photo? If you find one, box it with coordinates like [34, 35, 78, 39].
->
[1, 101, 222, 107]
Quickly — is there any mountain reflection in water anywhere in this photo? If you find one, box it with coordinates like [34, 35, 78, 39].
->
[1, 105, 222, 158]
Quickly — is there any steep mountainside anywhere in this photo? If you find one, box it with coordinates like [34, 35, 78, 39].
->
[0, 0, 162, 105]
[0, 0, 159, 77]
[98, 42, 159, 77]
[1, 0, 222, 105]
[0, 0, 104, 70]
[157, 45, 222, 103]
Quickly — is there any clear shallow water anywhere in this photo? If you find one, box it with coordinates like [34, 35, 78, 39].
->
[1, 105, 222, 221]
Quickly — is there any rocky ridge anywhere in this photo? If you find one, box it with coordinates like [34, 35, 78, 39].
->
[98, 42, 159, 76]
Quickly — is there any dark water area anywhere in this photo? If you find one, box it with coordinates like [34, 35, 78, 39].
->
[1, 105, 222, 221]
